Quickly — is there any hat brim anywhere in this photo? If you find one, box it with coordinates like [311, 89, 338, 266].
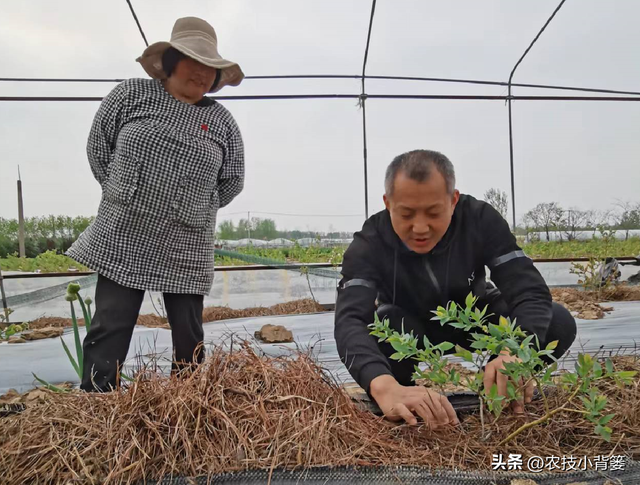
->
[136, 41, 244, 93]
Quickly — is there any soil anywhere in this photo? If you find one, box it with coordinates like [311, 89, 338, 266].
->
[0, 382, 74, 405]
[416, 362, 476, 393]
[551, 285, 640, 320]
[254, 324, 294, 343]
[21, 327, 64, 341]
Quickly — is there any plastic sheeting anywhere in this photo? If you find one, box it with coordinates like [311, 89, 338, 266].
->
[2, 301, 640, 395]
[145, 463, 640, 484]
[3, 268, 340, 322]
[5, 261, 640, 322]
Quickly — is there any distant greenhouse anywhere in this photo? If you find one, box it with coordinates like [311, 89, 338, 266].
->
[526, 230, 640, 242]
[216, 238, 353, 248]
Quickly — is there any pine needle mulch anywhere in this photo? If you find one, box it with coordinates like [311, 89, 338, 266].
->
[27, 298, 325, 330]
[1, 346, 639, 485]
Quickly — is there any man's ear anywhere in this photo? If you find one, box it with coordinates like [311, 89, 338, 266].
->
[451, 189, 460, 209]
[383, 194, 391, 211]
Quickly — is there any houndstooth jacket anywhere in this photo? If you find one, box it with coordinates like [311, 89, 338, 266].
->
[67, 78, 244, 295]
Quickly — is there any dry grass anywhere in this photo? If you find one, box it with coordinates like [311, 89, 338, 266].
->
[201, 299, 324, 325]
[1, 345, 639, 485]
[28, 316, 85, 329]
[27, 299, 325, 331]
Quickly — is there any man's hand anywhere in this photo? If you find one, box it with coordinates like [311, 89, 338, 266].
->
[483, 351, 534, 414]
[369, 375, 459, 428]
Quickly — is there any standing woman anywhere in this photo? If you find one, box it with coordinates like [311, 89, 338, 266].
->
[68, 17, 245, 391]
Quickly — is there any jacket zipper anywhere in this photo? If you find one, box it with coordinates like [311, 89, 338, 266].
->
[423, 255, 443, 298]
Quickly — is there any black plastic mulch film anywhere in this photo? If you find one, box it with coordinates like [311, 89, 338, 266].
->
[145, 463, 640, 484]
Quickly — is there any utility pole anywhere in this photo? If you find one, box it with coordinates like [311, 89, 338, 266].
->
[0, 268, 9, 323]
[247, 211, 251, 239]
[17, 166, 26, 258]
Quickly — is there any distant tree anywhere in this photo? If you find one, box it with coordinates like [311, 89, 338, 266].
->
[560, 208, 590, 241]
[483, 188, 509, 220]
[236, 218, 252, 238]
[252, 218, 278, 240]
[524, 202, 564, 241]
[613, 201, 640, 240]
[217, 220, 236, 240]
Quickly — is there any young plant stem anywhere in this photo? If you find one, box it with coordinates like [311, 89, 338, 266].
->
[479, 395, 486, 436]
[87, 302, 92, 324]
[562, 408, 591, 415]
[498, 385, 582, 446]
[303, 267, 317, 303]
[533, 377, 549, 416]
[69, 302, 83, 376]
[77, 296, 91, 334]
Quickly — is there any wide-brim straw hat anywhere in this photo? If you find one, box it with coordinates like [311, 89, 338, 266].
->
[136, 17, 244, 93]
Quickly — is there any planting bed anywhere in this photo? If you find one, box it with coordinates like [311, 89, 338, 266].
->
[1, 346, 639, 484]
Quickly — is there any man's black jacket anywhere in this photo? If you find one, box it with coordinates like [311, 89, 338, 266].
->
[334, 194, 552, 393]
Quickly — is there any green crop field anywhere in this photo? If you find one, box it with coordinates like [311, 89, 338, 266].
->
[2, 238, 639, 273]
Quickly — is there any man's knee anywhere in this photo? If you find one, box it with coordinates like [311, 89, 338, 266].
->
[544, 302, 577, 360]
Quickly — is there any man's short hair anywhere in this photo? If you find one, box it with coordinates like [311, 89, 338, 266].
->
[384, 149, 456, 196]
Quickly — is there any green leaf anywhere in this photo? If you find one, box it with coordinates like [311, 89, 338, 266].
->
[119, 372, 134, 382]
[448, 321, 468, 329]
[595, 424, 612, 442]
[615, 370, 637, 383]
[545, 340, 559, 351]
[32, 373, 67, 393]
[487, 324, 502, 339]
[60, 337, 81, 378]
[389, 352, 405, 361]
[454, 345, 474, 363]
[465, 292, 476, 310]
[599, 414, 615, 426]
[450, 369, 460, 385]
[593, 362, 603, 378]
[605, 358, 614, 375]
[580, 395, 593, 411]
[422, 335, 432, 349]
[437, 341, 454, 352]
[502, 362, 521, 377]
[521, 335, 535, 349]
[488, 383, 499, 399]
[77, 296, 91, 334]
[543, 362, 558, 382]
[517, 347, 531, 363]
[470, 340, 486, 350]
[69, 303, 83, 379]
[561, 372, 578, 386]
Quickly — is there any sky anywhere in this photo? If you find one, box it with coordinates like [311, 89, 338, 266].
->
[1, 0, 639, 234]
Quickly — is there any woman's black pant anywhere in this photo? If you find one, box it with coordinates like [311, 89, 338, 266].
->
[375, 295, 577, 387]
[80, 274, 205, 392]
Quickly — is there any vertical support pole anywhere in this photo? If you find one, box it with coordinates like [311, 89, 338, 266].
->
[360, 0, 377, 221]
[507, 90, 517, 232]
[0, 268, 10, 323]
[505, 0, 567, 233]
[17, 167, 26, 258]
[247, 211, 251, 239]
[361, 96, 369, 219]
